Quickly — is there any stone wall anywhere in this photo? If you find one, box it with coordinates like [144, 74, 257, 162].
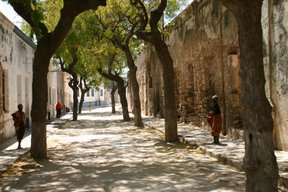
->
[262, 0, 288, 150]
[0, 12, 34, 142]
[135, 0, 288, 150]
[136, 44, 164, 118]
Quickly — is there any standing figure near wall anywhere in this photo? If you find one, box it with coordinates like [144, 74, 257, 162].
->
[207, 95, 222, 144]
[12, 104, 26, 149]
[56, 101, 62, 118]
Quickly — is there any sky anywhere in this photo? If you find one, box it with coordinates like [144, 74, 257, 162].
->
[0, 1, 22, 28]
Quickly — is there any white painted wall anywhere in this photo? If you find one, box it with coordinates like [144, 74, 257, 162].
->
[77, 83, 120, 109]
[47, 64, 73, 118]
[0, 12, 33, 140]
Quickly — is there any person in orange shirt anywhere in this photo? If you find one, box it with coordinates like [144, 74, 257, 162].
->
[56, 101, 63, 118]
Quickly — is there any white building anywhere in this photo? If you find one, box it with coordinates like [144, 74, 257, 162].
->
[0, 11, 72, 142]
[47, 64, 73, 118]
[78, 81, 119, 109]
[0, 12, 34, 141]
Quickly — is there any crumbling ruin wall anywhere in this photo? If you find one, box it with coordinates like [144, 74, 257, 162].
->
[262, 0, 288, 150]
[136, 44, 164, 118]
[136, 0, 288, 150]
[135, 0, 243, 138]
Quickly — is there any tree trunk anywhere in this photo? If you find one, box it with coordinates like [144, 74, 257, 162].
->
[117, 81, 130, 121]
[71, 78, 78, 121]
[220, 0, 278, 190]
[111, 83, 117, 113]
[113, 40, 143, 127]
[78, 92, 85, 114]
[154, 40, 178, 142]
[98, 69, 130, 121]
[133, 0, 179, 141]
[67, 77, 79, 121]
[78, 77, 90, 114]
[126, 60, 143, 127]
[30, 47, 49, 160]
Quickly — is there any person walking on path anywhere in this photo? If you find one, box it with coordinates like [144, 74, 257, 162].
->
[11, 104, 26, 149]
[207, 95, 222, 144]
[56, 101, 62, 118]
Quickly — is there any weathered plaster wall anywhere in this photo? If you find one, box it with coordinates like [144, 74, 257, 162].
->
[262, 0, 288, 150]
[135, 0, 243, 138]
[136, 44, 164, 117]
[0, 12, 34, 142]
[136, 0, 288, 150]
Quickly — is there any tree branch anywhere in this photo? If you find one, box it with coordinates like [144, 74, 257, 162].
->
[130, 0, 148, 31]
[149, 0, 167, 31]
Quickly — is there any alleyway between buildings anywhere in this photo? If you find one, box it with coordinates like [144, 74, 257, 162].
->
[0, 106, 248, 192]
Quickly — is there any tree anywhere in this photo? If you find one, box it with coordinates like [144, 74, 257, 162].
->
[219, 0, 278, 191]
[97, 55, 131, 121]
[131, 0, 179, 142]
[75, 12, 131, 121]
[5, 0, 106, 160]
[54, 14, 92, 119]
[58, 55, 79, 121]
[95, 0, 144, 127]
[78, 76, 91, 114]
[110, 82, 118, 113]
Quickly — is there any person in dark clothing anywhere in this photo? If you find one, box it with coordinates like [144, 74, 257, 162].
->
[12, 104, 26, 149]
[207, 95, 222, 144]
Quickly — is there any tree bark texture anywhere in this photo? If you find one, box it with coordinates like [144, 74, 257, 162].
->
[98, 70, 130, 121]
[60, 55, 79, 121]
[78, 93, 85, 114]
[69, 77, 79, 121]
[220, 0, 278, 191]
[126, 58, 143, 127]
[111, 83, 117, 113]
[116, 80, 130, 121]
[154, 39, 178, 143]
[133, 0, 178, 142]
[78, 78, 90, 114]
[113, 40, 143, 127]
[30, 47, 49, 159]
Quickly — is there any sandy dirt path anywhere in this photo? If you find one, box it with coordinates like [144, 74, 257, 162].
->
[0, 109, 245, 192]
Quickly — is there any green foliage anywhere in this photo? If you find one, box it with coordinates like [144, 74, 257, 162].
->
[165, 0, 189, 19]
[131, 0, 188, 34]
[21, 20, 34, 40]
[41, 0, 62, 31]
[50, 6, 126, 88]
[96, 0, 142, 53]
[9, 0, 46, 38]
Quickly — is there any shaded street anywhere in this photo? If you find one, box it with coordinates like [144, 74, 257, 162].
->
[0, 107, 245, 191]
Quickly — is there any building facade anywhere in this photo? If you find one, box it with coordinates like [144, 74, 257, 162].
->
[78, 81, 120, 109]
[0, 12, 34, 142]
[47, 63, 73, 118]
[0, 12, 72, 142]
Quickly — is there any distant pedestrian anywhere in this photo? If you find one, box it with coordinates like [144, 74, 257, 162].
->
[56, 101, 62, 118]
[11, 104, 26, 149]
[207, 95, 222, 144]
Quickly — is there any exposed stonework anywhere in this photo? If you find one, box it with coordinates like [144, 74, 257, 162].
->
[0, 63, 4, 142]
[135, 0, 288, 151]
[262, 0, 288, 150]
